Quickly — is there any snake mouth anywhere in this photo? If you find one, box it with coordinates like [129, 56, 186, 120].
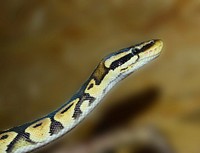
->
[137, 39, 163, 60]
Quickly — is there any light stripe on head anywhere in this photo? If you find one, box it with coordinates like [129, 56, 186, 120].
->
[104, 48, 132, 68]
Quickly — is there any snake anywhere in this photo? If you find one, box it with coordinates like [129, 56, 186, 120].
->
[0, 39, 163, 153]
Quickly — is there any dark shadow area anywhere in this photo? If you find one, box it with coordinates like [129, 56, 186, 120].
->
[133, 144, 172, 153]
[181, 109, 200, 124]
[91, 86, 161, 137]
[100, 143, 173, 153]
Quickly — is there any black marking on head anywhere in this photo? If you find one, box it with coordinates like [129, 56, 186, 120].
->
[72, 93, 95, 119]
[121, 67, 128, 71]
[132, 40, 155, 55]
[0, 134, 8, 140]
[60, 103, 74, 114]
[33, 123, 42, 128]
[49, 118, 64, 136]
[110, 53, 133, 70]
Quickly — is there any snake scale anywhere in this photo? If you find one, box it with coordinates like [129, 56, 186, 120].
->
[0, 39, 163, 153]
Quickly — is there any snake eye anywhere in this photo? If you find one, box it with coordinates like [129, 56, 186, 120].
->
[132, 48, 140, 54]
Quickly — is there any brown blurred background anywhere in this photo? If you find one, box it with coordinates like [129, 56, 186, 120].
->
[0, 0, 200, 153]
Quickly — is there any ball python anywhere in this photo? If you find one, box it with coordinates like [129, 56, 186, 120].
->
[0, 39, 163, 153]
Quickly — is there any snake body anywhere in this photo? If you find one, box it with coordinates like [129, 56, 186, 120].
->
[0, 39, 163, 153]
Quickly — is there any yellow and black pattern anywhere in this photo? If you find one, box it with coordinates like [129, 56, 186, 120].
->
[0, 39, 163, 153]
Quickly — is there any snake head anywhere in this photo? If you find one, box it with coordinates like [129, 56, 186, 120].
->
[103, 39, 163, 79]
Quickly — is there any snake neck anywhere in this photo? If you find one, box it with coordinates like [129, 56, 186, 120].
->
[66, 61, 118, 119]
[0, 61, 117, 153]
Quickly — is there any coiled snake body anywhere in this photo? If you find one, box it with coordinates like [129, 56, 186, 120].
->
[0, 39, 163, 153]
